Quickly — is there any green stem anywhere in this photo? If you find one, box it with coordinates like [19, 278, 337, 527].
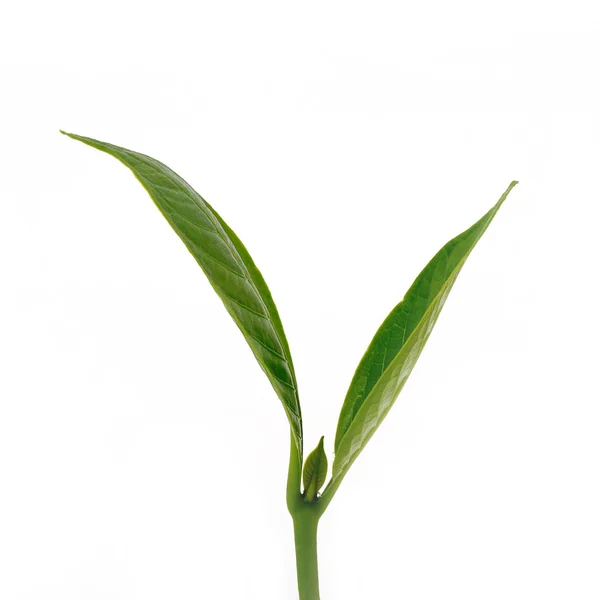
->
[287, 432, 322, 599]
[293, 509, 321, 600]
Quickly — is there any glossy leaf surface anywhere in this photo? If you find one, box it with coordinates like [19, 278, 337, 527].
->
[63, 132, 302, 453]
[332, 182, 517, 484]
[302, 437, 327, 502]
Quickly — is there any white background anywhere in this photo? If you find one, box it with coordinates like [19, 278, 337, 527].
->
[1, 1, 599, 598]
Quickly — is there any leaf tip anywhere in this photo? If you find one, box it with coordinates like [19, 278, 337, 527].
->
[494, 180, 519, 212]
[60, 130, 80, 141]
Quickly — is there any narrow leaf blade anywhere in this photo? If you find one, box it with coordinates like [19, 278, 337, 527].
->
[63, 132, 302, 453]
[333, 182, 517, 483]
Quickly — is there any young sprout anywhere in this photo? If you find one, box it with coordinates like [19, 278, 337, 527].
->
[62, 131, 517, 599]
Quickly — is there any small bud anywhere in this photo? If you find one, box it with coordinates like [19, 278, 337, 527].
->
[302, 436, 328, 503]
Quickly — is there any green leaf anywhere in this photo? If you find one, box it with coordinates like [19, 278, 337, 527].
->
[302, 437, 328, 502]
[332, 182, 517, 485]
[62, 131, 302, 454]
